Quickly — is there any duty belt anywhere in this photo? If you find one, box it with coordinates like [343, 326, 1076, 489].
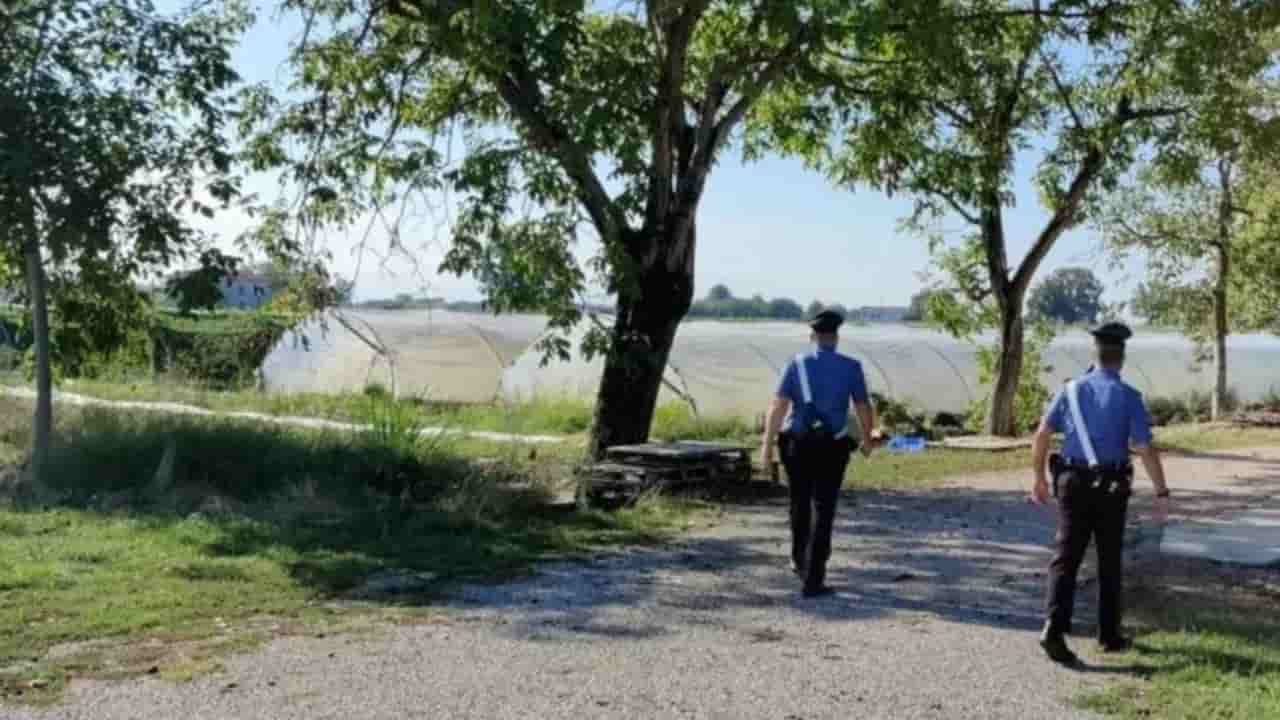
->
[1060, 462, 1133, 496]
[1060, 458, 1133, 475]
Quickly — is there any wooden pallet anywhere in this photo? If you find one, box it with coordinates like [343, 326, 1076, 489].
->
[576, 441, 753, 506]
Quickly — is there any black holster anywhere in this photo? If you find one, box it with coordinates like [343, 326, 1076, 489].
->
[1048, 453, 1065, 497]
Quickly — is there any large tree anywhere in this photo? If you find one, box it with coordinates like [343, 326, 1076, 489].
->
[247, 0, 881, 457]
[1103, 30, 1279, 420]
[1, 0, 247, 485]
[754, 0, 1280, 435]
[1027, 267, 1104, 325]
[1106, 157, 1280, 418]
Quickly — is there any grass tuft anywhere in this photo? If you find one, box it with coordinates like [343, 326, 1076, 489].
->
[0, 395, 704, 704]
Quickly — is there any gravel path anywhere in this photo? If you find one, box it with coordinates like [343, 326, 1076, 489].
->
[11, 447, 1279, 720]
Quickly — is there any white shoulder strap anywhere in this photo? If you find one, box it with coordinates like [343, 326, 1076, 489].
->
[794, 354, 813, 404]
[1066, 379, 1099, 467]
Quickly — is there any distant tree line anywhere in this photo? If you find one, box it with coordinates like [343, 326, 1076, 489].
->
[688, 284, 848, 321]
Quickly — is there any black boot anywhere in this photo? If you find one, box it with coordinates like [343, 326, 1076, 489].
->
[1099, 635, 1133, 653]
[1039, 622, 1079, 665]
[802, 584, 835, 598]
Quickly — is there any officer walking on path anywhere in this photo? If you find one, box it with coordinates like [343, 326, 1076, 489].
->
[1030, 322, 1171, 665]
[760, 310, 881, 598]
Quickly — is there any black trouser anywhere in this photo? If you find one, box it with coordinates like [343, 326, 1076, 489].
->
[780, 434, 854, 589]
[1045, 468, 1132, 641]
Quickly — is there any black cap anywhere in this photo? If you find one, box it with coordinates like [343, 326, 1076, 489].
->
[1090, 322, 1132, 346]
[809, 310, 844, 333]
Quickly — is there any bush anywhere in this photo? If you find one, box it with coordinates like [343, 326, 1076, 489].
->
[150, 313, 289, 389]
[872, 392, 932, 437]
[1262, 387, 1280, 412]
[1145, 388, 1241, 426]
[967, 323, 1056, 436]
[1146, 396, 1189, 426]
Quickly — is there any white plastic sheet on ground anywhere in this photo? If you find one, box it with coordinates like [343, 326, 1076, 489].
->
[262, 310, 1280, 416]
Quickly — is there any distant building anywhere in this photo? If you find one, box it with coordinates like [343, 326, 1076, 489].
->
[852, 306, 910, 323]
[219, 272, 274, 309]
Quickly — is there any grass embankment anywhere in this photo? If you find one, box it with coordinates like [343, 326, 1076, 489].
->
[0, 374, 755, 440]
[0, 396, 708, 704]
[1078, 561, 1280, 719]
[6, 376, 1277, 493]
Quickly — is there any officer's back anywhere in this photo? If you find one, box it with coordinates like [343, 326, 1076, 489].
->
[1047, 368, 1151, 465]
[779, 348, 867, 440]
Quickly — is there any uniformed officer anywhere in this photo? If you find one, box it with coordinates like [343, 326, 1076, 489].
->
[760, 310, 881, 598]
[1030, 322, 1171, 664]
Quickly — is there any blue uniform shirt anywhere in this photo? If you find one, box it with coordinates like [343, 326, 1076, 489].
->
[776, 347, 869, 436]
[1043, 368, 1153, 465]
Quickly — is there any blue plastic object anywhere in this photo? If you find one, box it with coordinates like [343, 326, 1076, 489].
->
[886, 434, 926, 454]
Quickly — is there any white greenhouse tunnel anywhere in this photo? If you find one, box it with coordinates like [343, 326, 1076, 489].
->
[261, 310, 1280, 417]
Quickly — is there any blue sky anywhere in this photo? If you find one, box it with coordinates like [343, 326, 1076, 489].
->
[211, 3, 1146, 309]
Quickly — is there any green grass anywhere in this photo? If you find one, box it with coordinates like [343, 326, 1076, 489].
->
[1077, 563, 1280, 719]
[842, 422, 1280, 491]
[1, 375, 755, 440]
[845, 446, 1031, 489]
[0, 396, 708, 704]
[9, 377, 1280, 496]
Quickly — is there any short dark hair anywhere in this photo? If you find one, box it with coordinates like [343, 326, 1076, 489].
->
[1097, 345, 1125, 368]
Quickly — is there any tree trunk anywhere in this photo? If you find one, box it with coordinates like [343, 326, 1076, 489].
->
[1211, 160, 1233, 421]
[1211, 270, 1228, 420]
[588, 229, 695, 460]
[23, 237, 52, 488]
[986, 297, 1025, 437]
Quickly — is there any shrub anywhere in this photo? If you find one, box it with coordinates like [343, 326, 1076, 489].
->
[967, 323, 1056, 436]
[1145, 396, 1188, 427]
[872, 392, 930, 437]
[150, 313, 288, 389]
[1145, 388, 1240, 426]
[1263, 386, 1280, 412]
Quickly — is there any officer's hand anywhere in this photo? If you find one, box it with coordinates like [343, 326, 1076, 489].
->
[759, 440, 774, 467]
[859, 442, 873, 458]
[1031, 477, 1051, 505]
[1152, 495, 1170, 525]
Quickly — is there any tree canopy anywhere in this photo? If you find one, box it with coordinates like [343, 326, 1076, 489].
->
[244, 0, 889, 455]
[750, 0, 1280, 435]
[687, 285, 808, 320]
[1100, 25, 1280, 418]
[1027, 267, 1104, 325]
[1, 0, 250, 483]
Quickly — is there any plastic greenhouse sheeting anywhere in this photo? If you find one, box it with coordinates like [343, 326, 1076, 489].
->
[259, 309, 1280, 416]
[501, 319, 1280, 417]
[261, 310, 549, 402]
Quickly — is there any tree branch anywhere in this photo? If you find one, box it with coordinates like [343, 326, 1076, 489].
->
[494, 70, 626, 246]
[996, 3, 1042, 136]
[648, 0, 712, 233]
[669, 21, 818, 262]
[1012, 145, 1105, 297]
[1112, 216, 1171, 246]
[1040, 47, 1084, 132]
[938, 189, 981, 225]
